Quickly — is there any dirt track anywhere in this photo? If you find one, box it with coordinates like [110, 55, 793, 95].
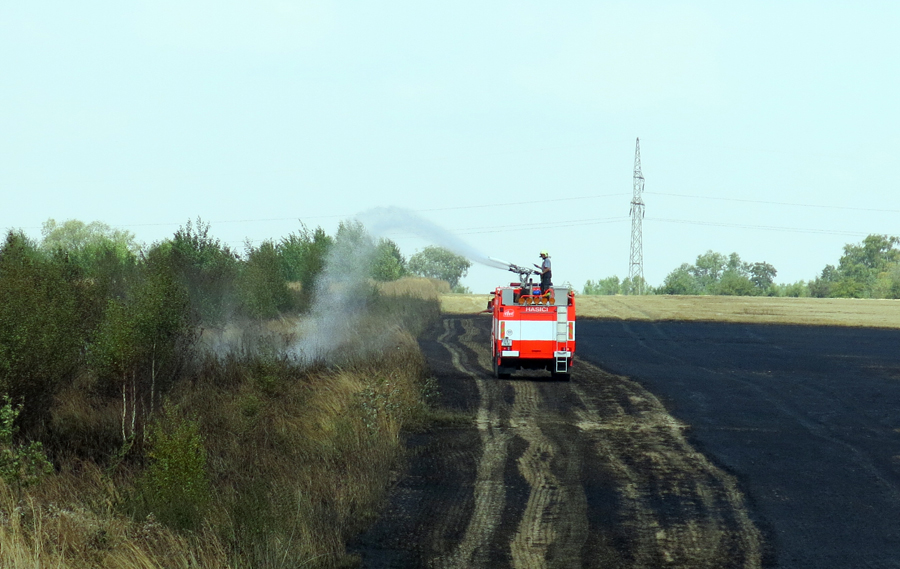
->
[353, 316, 765, 568]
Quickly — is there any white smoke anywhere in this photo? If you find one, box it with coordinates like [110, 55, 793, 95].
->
[290, 207, 513, 363]
[289, 231, 376, 363]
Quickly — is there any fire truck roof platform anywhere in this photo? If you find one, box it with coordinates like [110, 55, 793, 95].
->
[495, 286, 572, 307]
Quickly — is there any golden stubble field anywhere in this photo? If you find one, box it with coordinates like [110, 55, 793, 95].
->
[440, 293, 900, 328]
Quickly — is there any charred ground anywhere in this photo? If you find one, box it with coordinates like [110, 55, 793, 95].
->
[580, 319, 900, 568]
[353, 316, 766, 568]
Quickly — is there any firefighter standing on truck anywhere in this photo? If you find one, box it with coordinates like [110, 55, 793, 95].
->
[534, 250, 552, 294]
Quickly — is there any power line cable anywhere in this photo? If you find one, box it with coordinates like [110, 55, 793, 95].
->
[647, 216, 871, 237]
[6, 192, 630, 231]
[646, 191, 900, 214]
[238, 214, 876, 245]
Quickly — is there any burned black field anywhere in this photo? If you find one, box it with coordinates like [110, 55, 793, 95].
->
[353, 316, 900, 568]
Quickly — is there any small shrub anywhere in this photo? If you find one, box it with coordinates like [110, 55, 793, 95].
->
[133, 407, 210, 532]
[0, 396, 53, 490]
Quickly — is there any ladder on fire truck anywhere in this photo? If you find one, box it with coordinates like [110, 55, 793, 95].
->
[555, 305, 569, 374]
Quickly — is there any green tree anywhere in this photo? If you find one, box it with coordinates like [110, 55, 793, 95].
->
[830, 278, 866, 298]
[41, 219, 139, 304]
[660, 250, 775, 296]
[691, 251, 727, 292]
[40, 219, 139, 269]
[711, 253, 754, 295]
[408, 246, 472, 289]
[660, 263, 701, 295]
[749, 262, 777, 293]
[621, 276, 650, 295]
[278, 224, 332, 296]
[89, 247, 195, 442]
[774, 281, 809, 297]
[583, 276, 621, 295]
[872, 265, 900, 299]
[0, 232, 84, 428]
[167, 218, 239, 324]
[131, 250, 196, 413]
[329, 220, 377, 280]
[237, 240, 293, 319]
[839, 235, 900, 276]
[716, 271, 755, 296]
[832, 234, 900, 297]
[371, 239, 407, 282]
[809, 264, 838, 298]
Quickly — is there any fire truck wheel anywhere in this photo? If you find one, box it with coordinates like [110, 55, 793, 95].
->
[551, 371, 571, 381]
[493, 359, 511, 379]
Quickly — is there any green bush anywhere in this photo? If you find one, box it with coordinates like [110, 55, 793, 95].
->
[168, 218, 239, 325]
[583, 276, 621, 295]
[773, 281, 809, 297]
[237, 240, 294, 319]
[659, 252, 776, 296]
[660, 264, 701, 295]
[371, 239, 407, 282]
[278, 224, 332, 299]
[0, 232, 85, 428]
[0, 396, 53, 490]
[134, 407, 210, 532]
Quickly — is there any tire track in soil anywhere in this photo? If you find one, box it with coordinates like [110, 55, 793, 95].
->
[457, 319, 589, 569]
[437, 318, 514, 568]
[355, 315, 765, 568]
[567, 362, 763, 568]
[455, 315, 764, 569]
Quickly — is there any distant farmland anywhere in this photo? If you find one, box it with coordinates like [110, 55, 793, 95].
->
[440, 293, 900, 328]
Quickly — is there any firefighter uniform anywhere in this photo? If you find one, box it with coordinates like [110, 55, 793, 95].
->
[538, 252, 552, 294]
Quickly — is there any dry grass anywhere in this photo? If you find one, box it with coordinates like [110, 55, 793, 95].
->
[440, 294, 492, 315]
[181, 303, 437, 568]
[3, 335, 432, 569]
[376, 277, 450, 299]
[441, 293, 900, 328]
[0, 464, 232, 569]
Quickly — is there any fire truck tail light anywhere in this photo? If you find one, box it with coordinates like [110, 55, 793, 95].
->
[568, 322, 575, 341]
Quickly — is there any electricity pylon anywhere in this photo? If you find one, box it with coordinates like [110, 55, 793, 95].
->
[628, 138, 645, 294]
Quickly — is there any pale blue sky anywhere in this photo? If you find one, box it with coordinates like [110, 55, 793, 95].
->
[2, 2, 898, 293]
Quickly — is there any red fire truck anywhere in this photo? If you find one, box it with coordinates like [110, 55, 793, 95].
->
[488, 265, 576, 380]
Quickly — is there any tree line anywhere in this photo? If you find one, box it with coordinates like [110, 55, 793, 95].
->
[0, 218, 471, 431]
[583, 234, 900, 299]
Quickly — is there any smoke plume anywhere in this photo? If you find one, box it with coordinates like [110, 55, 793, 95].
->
[290, 207, 510, 363]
